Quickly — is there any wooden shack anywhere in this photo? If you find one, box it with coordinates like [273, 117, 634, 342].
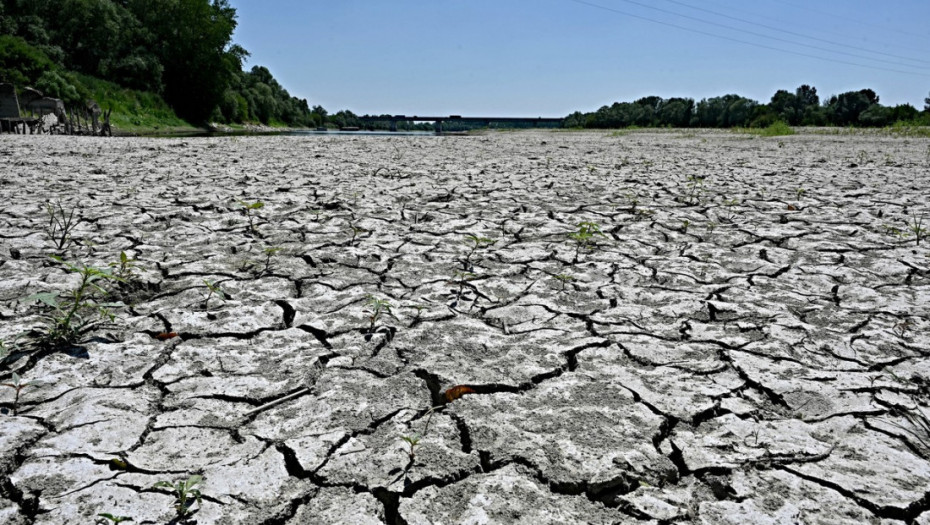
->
[0, 84, 39, 134]
[0, 83, 109, 135]
[0, 83, 40, 134]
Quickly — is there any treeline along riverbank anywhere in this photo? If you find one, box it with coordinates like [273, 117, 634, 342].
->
[1, 2, 928, 134]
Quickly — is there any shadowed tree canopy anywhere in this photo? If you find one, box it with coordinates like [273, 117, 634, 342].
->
[0, 0, 314, 125]
[125, 0, 241, 122]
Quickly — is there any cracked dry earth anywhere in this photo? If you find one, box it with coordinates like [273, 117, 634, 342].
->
[0, 129, 929, 525]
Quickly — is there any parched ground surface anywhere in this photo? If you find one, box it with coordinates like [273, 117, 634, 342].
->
[0, 129, 929, 524]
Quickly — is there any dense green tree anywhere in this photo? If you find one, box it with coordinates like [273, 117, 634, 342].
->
[858, 104, 893, 127]
[0, 35, 56, 86]
[563, 84, 923, 130]
[796, 84, 819, 108]
[331, 109, 360, 129]
[0, 0, 318, 127]
[563, 111, 585, 128]
[859, 88, 879, 105]
[891, 104, 918, 122]
[656, 97, 693, 127]
[770, 89, 800, 124]
[827, 90, 873, 126]
[692, 95, 756, 127]
[311, 105, 327, 122]
[125, 0, 241, 122]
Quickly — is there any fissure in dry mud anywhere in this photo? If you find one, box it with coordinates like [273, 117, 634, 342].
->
[0, 129, 928, 524]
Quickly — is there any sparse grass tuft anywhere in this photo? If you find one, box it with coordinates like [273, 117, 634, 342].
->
[736, 121, 795, 137]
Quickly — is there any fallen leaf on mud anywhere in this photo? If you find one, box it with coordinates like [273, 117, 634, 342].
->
[787, 204, 798, 210]
[154, 332, 179, 340]
[443, 385, 475, 403]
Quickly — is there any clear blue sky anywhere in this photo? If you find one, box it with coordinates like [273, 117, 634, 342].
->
[228, 0, 930, 117]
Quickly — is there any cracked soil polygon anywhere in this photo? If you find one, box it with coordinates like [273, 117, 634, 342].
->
[0, 129, 928, 523]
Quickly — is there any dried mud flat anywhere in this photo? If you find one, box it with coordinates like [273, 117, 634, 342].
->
[1, 129, 929, 524]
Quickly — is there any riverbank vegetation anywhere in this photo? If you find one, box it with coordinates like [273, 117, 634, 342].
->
[564, 86, 930, 130]
[0, 0, 317, 130]
[1, 2, 928, 133]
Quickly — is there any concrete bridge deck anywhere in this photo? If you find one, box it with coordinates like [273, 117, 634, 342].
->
[359, 114, 564, 132]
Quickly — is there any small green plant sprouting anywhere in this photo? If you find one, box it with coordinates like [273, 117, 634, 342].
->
[907, 216, 926, 246]
[624, 192, 639, 211]
[153, 475, 203, 519]
[44, 199, 82, 252]
[96, 513, 133, 524]
[449, 270, 477, 306]
[202, 280, 227, 310]
[462, 233, 495, 270]
[681, 220, 691, 233]
[682, 175, 706, 205]
[364, 295, 394, 334]
[349, 224, 368, 245]
[257, 246, 282, 276]
[883, 224, 906, 239]
[706, 221, 719, 235]
[795, 187, 806, 202]
[108, 251, 139, 281]
[400, 434, 421, 461]
[26, 258, 123, 348]
[238, 200, 264, 234]
[553, 273, 574, 291]
[406, 303, 428, 322]
[568, 221, 605, 262]
[1, 372, 30, 415]
[722, 197, 740, 222]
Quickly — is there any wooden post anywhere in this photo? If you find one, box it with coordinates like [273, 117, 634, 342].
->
[101, 109, 112, 137]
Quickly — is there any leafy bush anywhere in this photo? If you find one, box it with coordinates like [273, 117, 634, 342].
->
[35, 70, 85, 105]
[737, 121, 795, 137]
[0, 35, 55, 86]
[75, 73, 191, 131]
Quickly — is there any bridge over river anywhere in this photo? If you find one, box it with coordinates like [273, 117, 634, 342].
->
[357, 114, 564, 132]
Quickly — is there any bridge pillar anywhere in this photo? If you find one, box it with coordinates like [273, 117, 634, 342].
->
[390, 120, 397, 132]
[435, 121, 442, 133]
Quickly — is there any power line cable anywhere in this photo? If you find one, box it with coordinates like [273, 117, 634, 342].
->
[767, 0, 930, 43]
[566, 0, 930, 78]
[662, 0, 930, 66]
[604, 0, 930, 71]
[698, 0, 925, 56]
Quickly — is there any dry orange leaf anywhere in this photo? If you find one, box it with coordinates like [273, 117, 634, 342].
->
[155, 332, 179, 340]
[443, 385, 475, 403]
[786, 204, 798, 211]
